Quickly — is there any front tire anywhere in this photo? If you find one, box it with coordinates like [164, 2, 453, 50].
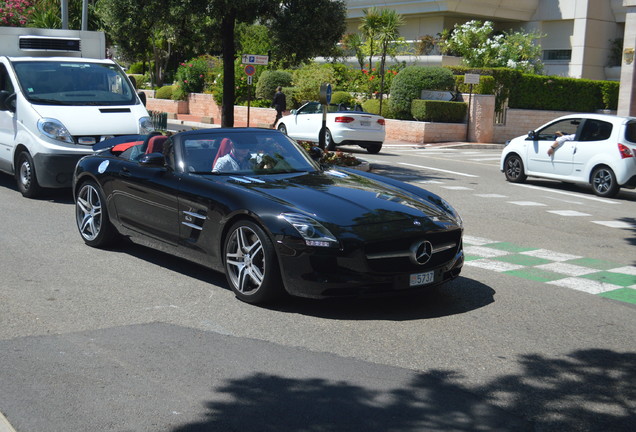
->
[75, 180, 119, 247]
[504, 154, 527, 183]
[277, 123, 287, 135]
[591, 166, 619, 197]
[15, 151, 42, 198]
[224, 220, 283, 304]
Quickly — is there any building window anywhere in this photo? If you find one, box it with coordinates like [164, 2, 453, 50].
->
[543, 50, 572, 61]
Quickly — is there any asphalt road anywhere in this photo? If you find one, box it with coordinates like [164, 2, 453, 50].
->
[0, 143, 634, 432]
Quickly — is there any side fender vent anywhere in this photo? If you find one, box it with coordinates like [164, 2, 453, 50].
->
[19, 36, 81, 52]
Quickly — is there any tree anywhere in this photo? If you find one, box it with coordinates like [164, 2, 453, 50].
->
[376, 8, 404, 115]
[440, 20, 544, 73]
[359, 6, 382, 72]
[189, 0, 346, 127]
[342, 33, 365, 70]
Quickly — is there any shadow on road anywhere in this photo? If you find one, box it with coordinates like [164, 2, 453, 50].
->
[170, 348, 635, 432]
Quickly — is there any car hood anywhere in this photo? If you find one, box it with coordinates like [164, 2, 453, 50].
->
[219, 170, 460, 230]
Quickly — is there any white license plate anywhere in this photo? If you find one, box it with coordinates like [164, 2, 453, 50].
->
[409, 270, 434, 287]
[359, 120, 370, 126]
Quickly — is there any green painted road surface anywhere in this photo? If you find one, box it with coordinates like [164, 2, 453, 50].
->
[464, 236, 636, 305]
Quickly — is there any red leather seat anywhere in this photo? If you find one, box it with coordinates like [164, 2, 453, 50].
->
[212, 138, 233, 169]
[112, 141, 143, 153]
[145, 135, 168, 154]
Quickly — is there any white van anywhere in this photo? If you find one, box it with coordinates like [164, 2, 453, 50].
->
[0, 27, 153, 197]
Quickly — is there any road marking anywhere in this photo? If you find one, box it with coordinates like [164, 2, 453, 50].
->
[442, 186, 473, 190]
[546, 210, 591, 216]
[0, 412, 17, 432]
[463, 236, 636, 304]
[511, 183, 621, 204]
[508, 201, 547, 206]
[592, 220, 636, 228]
[474, 194, 507, 198]
[399, 162, 479, 177]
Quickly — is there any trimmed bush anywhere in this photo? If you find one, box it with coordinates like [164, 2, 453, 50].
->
[330, 91, 354, 106]
[291, 63, 337, 106]
[362, 98, 397, 119]
[155, 85, 176, 100]
[255, 70, 293, 100]
[389, 66, 455, 119]
[411, 100, 467, 123]
[508, 75, 611, 112]
[454, 75, 496, 95]
[445, 66, 522, 114]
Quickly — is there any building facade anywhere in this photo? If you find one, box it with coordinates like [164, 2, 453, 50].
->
[344, 0, 628, 80]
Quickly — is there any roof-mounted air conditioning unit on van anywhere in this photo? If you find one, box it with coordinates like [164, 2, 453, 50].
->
[0, 27, 105, 58]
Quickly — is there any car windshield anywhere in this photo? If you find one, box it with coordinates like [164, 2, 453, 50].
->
[183, 131, 320, 175]
[13, 61, 137, 106]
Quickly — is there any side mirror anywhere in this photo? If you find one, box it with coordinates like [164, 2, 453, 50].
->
[138, 91, 147, 106]
[0, 90, 16, 112]
[290, 109, 297, 115]
[527, 130, 537, 140]
[139, 152, 165, 167]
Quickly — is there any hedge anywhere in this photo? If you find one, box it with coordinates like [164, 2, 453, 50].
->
[389, 66, 455, 120]
[508, 75, 619, 111]
[362, 98, 397, 118]
[411, 100, 467, 123]
[454, 75, 496, 95]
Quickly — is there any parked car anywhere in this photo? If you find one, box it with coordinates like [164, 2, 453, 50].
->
[73, 128, 464, 305]
[501, 113, 636, 197]
[276, 102, 385, 154]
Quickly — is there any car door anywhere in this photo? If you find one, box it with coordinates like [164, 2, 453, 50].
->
[110, 149, 181, 245]
[288, 102, 323, 141]
[526, 117, 582, 177]
[569, 119, 614, 179]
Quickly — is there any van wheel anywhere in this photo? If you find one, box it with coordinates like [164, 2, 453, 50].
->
[16, 151, 42, 198]
[591, 166, 619, 198]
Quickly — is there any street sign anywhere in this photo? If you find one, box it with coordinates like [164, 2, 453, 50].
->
[319, 83, 332, 105]
[242, 54, 269, 65]
[247, 75, 253, 85]
[244, 65, 256, 76]
[464, 73, 481, 85]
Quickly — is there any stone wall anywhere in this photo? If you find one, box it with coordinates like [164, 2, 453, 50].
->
[493, 108, 580, 143]
[385, 119, 467, 143]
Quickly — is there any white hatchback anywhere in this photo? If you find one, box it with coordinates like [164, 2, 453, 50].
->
[500, 113, 636, 197]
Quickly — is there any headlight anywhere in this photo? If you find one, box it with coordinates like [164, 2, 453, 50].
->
[139, 116, 155, 133]
[37, 118, 74, 144]
[279, 213, 338, 247]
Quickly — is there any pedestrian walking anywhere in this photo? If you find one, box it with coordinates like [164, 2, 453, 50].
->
[271, 86, 286, 128]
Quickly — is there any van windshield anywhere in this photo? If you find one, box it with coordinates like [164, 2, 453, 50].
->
[12, 61, 137, 106]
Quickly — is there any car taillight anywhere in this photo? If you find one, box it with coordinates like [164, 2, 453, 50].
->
[377, 119, 385, 126]
[335, 116, 355, 123]
[618, 143, 634, 159]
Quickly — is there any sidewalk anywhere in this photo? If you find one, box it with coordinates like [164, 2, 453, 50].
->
[167, 119, 506, 151]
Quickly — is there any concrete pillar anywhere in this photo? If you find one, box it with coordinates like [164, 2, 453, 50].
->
[618, 1, 636, 116]
[464, 94, 495, 143]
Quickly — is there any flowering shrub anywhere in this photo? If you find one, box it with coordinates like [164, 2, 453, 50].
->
[0, 0, 34, 26]
[440, 20, 544, 74]
[175, 56, 216, 98]
[298, 141, 361, 167]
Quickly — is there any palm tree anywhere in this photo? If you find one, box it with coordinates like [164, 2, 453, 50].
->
[377, 8, 404, 115]
[359, 6, 382, 72]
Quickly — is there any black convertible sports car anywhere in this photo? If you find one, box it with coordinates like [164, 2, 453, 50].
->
[73, 128, 464, 304]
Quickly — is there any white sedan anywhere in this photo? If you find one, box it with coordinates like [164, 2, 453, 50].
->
[501, 113, 636, 197]
[276, 102, 386, 153]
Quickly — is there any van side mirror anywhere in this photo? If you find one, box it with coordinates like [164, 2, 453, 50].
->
[0, 91, 16, 112]
[138, 91, 147, 106]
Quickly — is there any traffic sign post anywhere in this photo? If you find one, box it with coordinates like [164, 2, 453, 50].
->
[318, 83, 332, 149]
[242, 54, 269, 65]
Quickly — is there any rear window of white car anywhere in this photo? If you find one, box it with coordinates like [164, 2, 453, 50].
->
[625, 122, 636, 143]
